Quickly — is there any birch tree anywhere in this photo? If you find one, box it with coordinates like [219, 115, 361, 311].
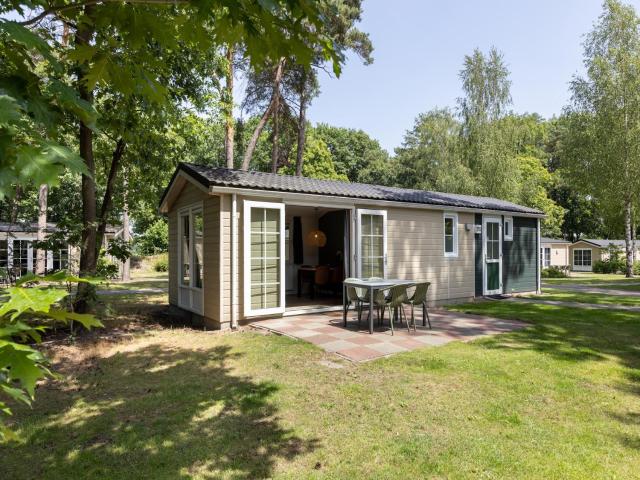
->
[563, 0, 640, 276]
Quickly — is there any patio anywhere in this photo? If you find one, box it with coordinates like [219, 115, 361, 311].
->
[251, 308, 526, 362]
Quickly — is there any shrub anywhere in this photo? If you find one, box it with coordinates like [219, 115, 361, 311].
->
[592, 259, 621, 274]
[541, 266, 567, 278]
[135, 219, 168, 255]
[97, 257, 119, 279]
[633, 261, 640, 276]
[153, 254, 168, 272]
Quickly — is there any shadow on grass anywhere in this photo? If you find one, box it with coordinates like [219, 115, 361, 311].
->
[3, 344, 318, 479]
[455, 301, 640, 447]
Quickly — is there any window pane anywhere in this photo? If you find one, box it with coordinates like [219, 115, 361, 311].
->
[0, 240, 8, 268]
[13, 240, 29, 276]
[249, 207, 281, 311]
[181, 215, 190, 285]
[445, 235, 454, 253]
[370, 215, 383, 235]
[444, 217, 453, 236]
[193, 211, 203, 288]
[264, 209, 280, 233]
[361, 215, 372, 235]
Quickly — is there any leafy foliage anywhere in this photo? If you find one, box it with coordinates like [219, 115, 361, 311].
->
[0, 272, 102, 442]
[135, 219, 169, 255]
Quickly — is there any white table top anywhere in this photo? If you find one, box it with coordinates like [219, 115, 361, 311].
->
[343, 278, 416, 288]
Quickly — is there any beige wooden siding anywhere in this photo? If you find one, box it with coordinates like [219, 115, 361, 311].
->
[167, 182, 221, 327]
[541, 243, 570, 267]
[385, 208, 475, 303]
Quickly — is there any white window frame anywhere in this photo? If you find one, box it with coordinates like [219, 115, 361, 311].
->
[443, 213, 458, 258]
[573, 248, 592, 270]
[504, 216, 513, 241]
[177, 203, 204, 314]
[356, 208, 388, 278]
[243, 200, 286, 317]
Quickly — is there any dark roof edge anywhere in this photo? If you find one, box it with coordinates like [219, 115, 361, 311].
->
[165, 163, 544, 217]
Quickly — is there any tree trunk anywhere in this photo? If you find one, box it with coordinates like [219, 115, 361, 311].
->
[122, 178, 131, 281]
[36, 184, 48, 275]
[241, 58, 285, 171]
[295, 75, 308, 177]
[75, 5, 97, 312]
[224, 44, 235, 169]
[624, 198, 634, 277]
[270, 93, 280, 173]
[96, 138, 126, 253]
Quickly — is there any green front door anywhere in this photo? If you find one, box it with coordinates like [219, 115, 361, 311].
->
[484, 218, 502, 295]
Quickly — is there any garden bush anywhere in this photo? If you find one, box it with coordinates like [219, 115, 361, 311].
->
[136, 219, 169, 255]
[153, 254, 168, 272]
[541, 266, 568, 278]
[97, 257, 119, 279]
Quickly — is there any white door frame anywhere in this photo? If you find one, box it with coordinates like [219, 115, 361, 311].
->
[483, 215, 503, 295]
[243, 200, 286, 317]
[177, 203, 204, 315]
[355, 208, 388, 278]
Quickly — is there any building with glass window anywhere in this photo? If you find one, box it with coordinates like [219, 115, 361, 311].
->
[0, 222, 121, 279]
[160, 163, 544, 329]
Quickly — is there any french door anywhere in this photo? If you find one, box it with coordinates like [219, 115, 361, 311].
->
[356, 209, 387, 278]
[483, 216, 502, 295]
[244, 201, 285, 316]
[178, 205, 204, 314]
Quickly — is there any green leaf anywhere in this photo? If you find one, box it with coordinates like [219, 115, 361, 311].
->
[0, 20, 56, 65]
[0, 343, 47, 397]
[47, 310, 103, 329]
[0, 287, 68, 320]
[1, 384, 31, 407]
[0, 95, 22, 125]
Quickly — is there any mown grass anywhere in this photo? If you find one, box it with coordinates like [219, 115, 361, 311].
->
[544, 272, 640, 285]
[2, 293, 640, 479]
[533, 288, 640, 307]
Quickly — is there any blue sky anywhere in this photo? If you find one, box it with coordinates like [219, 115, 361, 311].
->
[306, 0, 640, 153]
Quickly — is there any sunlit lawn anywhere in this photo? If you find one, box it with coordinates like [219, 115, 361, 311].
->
[533, 288, 640, 307]
[2, 283, 640, 479]
[544, 272, 640, 285]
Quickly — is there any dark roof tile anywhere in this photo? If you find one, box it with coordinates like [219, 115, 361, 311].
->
[177, 163, 543, 216]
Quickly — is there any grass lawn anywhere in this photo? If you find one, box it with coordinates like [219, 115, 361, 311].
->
[544, 272, 640, 285]
[534, 288, 640, 307]
[2, 292, 640, 478]
[97, 271, 168, 292]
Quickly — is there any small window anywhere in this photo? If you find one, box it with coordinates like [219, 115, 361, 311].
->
[444, 213, 458, 257]
[0, 240, 7, 268]
[504, 217, 513, 241]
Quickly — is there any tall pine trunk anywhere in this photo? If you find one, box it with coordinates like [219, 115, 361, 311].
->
[224, 45, 235, 169]
[241, 58, 285, 171]
[624, 197, 634, 277]
[270, 92, 280, 173]
[295, 71, 308, 177]
[36, 184, 48, 275]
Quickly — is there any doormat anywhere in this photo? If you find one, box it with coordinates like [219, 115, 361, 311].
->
[486, 294, 512, 300]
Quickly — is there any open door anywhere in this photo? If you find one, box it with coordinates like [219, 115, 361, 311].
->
[244, 201, 285, 316]
[356, 209, 387, 278]
[483, 216, 502, 295]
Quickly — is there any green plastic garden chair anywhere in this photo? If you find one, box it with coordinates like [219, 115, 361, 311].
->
[404, 282, 432, 330]
[379, 284, 411, 335]
[343, 278, 368, 327]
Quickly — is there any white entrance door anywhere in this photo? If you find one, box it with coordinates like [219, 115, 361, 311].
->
[244, 201, 285, 316]
[178, 206, 204, 314]
[483, 216, 503, 295]
[356, 209, 387, 278]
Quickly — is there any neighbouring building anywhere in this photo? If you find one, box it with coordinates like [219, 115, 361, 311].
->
[0, 222, 122, 278]
[160, 163, 545, 330]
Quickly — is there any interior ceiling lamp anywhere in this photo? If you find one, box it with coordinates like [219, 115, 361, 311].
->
[306, 208, 327, 247]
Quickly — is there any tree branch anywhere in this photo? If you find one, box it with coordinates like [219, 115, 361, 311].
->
[18, 0, 189, 26]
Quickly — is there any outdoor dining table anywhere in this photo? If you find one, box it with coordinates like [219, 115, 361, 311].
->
[343, 278, 416, 334]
